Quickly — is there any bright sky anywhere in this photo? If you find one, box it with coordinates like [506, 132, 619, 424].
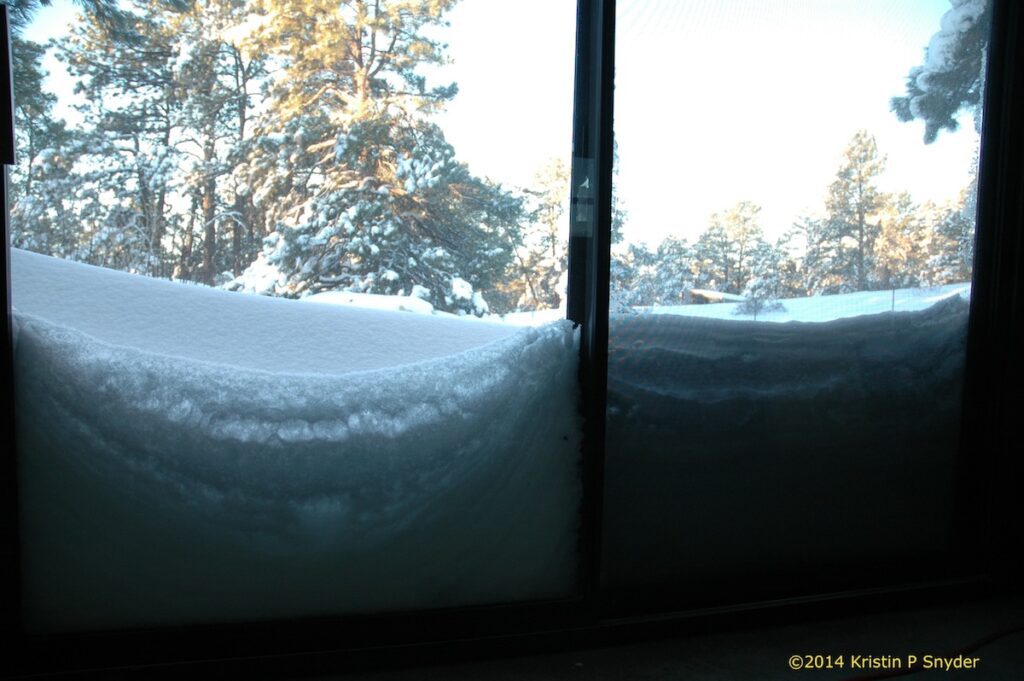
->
[612, 0, 980, 244]
[435, 0, 980, 245]
[25, 0, 980, 247]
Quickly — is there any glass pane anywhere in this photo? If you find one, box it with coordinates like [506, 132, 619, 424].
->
[11, 0, 580, 631]
[604, 0, 988, 599]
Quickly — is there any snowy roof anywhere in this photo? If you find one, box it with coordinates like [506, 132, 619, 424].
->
[688, 288, 747, 303]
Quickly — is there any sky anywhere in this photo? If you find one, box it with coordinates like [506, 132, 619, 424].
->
[23, 0, 980, 247]
[435, 0, 980, 245]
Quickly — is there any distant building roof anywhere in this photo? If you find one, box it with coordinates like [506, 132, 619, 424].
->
[688, 288, 747, 304]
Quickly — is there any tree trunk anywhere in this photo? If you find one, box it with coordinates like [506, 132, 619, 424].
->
[200, 129, 218, 285]
[857, 208, 866, 290]
[232, 194, 244, 275]
[177, 190, 198, 281]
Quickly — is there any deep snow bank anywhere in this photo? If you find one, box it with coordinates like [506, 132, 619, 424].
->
[11, 250, 581, 632]
[10, 248, 518, 374]
[603, 297, 969, 589]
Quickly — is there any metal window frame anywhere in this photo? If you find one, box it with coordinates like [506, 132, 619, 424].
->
[2, 0, 1022, 676]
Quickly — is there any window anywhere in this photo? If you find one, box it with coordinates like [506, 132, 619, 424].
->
[3, 0, 1023, 675]
[7, 0, 582, 633]
[601, 0, 991, 607]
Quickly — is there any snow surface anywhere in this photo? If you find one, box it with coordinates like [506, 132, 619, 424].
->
[303, 289, 443, 316]
[499, 283, 969, 327]
[646, 282, 970, 323]
[11, 247, 974, 628]
[11, 248, 519, 374]
[602, 296, 970, 588]
[11, 249, 581, 632]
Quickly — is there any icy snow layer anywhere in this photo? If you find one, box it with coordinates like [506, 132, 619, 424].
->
[602, 297, 968, 589]
[11, 251, 581, 632]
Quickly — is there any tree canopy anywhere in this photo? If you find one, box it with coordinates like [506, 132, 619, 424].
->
[891, 0, 991, 143]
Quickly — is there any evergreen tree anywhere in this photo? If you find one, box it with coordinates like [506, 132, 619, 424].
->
[720, 200, 764, 293]
[3, 0, 142, 34]
[231, 0, 521, 315]
[774, 224, 808, 298]
[690, 201, 765, 295]
[734, 242, 786, 320]
[8, 36, 85, 259]
[925, 190, 975, 284]
[810, 131, 887, 293]
[512, 158, 569, 311]
[891, 0, 991, 144]
[609, 242, 657, 311]
[693, 218, 731, 293]
[164, 0, 267, 282]
[873, 192, 927, 290]
[56, 0, 184, 276]
[650, 236, 695, 305]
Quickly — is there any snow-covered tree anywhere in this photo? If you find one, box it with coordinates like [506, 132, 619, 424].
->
[774, 224, 809, 298]
[652, 236, 698, 304]
[692, 218, 731, 293]
[688, 201, 766, 295]
[8, 36, 85, 259]
[720, 200, 764, 293]
[891, 0, 991, 144]
[55, 0, 186, 276]
[164, 0, 267, 282]
[873, 192, 928, 290]
[924, 190, 975, 284]
[808, 131, 887, 293]
[229, 0, 521, 315]
[606, 250, 638, 311]
[734, 242, 786, 320]
[510, 158, 569, 311]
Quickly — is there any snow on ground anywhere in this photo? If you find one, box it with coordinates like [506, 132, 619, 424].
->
[643, 281, 970, 323]
[497, 307, 567, 327]
[10, 247, 974, 629]
[11, 249, 581, 632]
[498, 282, 969, 326]
[603, 295, 970, 589]
[302, 289, 446, 316]
[11, 248, 519, 374]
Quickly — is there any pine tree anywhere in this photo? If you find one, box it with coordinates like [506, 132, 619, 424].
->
[3, 0, 143, 34]
[734, 242, 786, 320]
[810, 131, 887, 293]
[649, 236, 695, 305]
[775, 224, 808, 298]
[873, 192, 927, 290]
[8, 36, 85, 259]
[609, 242, 657, 311]
[690, 201, 765, 295]
[230, 0, 521, 315]
[720, 200, 764, 293]
[56, 0, 184, 276]
[693, 218, 731, 293]
[512, 158, 569, 311]
[164, 0, 268, 282]
[891, 0, 991, 144]
[925, 189, 975, 284]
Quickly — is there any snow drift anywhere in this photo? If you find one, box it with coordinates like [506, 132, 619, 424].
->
[11, 249, 582, 632]
[11, 247, 973, 628]
[602, 295, 969, 589]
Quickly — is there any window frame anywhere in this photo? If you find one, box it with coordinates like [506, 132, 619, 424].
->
[2, 0, 1023, 675]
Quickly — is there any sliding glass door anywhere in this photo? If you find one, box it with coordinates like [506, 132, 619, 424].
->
[602, 0, 989, 605]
